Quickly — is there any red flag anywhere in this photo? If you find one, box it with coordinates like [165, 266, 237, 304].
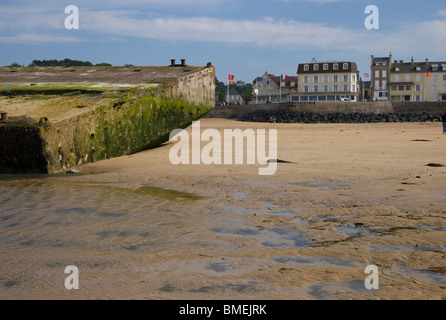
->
[426, 72, 432, 77]
[228, 74, 234, 80]
[229, 81, 235, 85]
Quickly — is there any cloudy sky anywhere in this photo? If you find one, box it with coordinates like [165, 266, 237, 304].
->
[1, 0, 445, 83]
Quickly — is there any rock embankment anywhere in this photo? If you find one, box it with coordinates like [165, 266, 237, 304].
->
[240, 110, 442, 123]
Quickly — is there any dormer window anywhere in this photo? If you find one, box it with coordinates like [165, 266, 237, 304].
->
[304, 65, 309, 71]
[416, 67, 421, 71]
[333, 63, 339, 70]
[313, 64, 319, 71]
[395, 67, 400, 72]
[323, 64, 328, 71]
[343, 63, 349, 70]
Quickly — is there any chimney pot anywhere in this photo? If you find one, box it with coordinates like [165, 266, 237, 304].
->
[170, 59, 176, 67]
[181, 59, 186, 67]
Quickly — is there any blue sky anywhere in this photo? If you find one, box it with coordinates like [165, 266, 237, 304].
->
[1, 0, 446, 83]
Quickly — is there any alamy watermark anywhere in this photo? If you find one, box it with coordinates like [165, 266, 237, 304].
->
[168, 121, 278, 175]
[364, 264, 379, 290]
[65, 5, 79, 30]
[64, 265, 79, 290]
[364, 5, 379, 30]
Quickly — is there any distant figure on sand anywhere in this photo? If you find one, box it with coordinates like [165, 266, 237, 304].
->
[442, 113, 446, 135]
[269, 116, 276, 125]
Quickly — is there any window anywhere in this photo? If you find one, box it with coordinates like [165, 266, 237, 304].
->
[382, 80, 387, 89]
[382, 70, 387, 77]
[280, 81, 285, 87]
[406, 86, 410, 90]
[433, 85, 437, 92]
[343, 63, 348, 70]
[433, 75, 437, 81]
[304, 65, 309, 71]
[391, 86, 397, 90]
[333, 85, 338, 92]
[416, 67, 421, 71]
[314, 76, 319, 83]
[313, 64, 319, 71]
[333, 63, 339, 70]
[398, 86, 404, 91]
[443, 85, 446, 92]
[304, 85, 309, 93]
[375, 70, 380, 78]
[343, 75, 348, 82]
[323, 85, 328, 92]
[343, 84, 348, 92]
[323, 75, 329, 83]
[416, 75, 421, 82]
[304, 76, 309, 83]
[375, 81, 380, 90]
[314, 85, 319, 93]
[405, 75, 410, 82]
[395, 75, 400, 82]
[395, 67, 400, 72]
[416, 84, 421, 92]
[351, 84, 356, 92]
[323, 64, 328, 71]
[290, 81, 295, 87]
[333, 75, 338, 82]
[443, 75, 446, 81]
[416, 95, 421, 101]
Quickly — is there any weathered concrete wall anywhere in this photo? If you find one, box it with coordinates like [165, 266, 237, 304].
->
[0, 66, 215, 173]
[0, 125, 49, 173]
[205, 101, 446, 119]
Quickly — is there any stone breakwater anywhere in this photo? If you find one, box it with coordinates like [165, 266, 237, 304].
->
[240, 110, 442, 124]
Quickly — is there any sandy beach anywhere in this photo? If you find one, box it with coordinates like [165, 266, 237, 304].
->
[75, 118, 446, 299]
[1, 118, 445, 300]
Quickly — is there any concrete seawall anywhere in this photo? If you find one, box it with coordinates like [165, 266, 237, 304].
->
[204, 101, 446, 119]
[0, 64, 215, 173]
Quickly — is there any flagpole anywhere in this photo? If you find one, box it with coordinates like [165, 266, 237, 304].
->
[227, 82, 229, 105]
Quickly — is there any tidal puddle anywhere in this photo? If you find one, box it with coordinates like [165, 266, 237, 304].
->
[219, 203, 295, 217]
[211, 224, 313, 249]
[291, 180, 349, 189]
[368, 244, 446, 252]
[274, 255, 358, 267]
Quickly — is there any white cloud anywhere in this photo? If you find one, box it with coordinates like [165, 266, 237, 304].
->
[438, 9, 446, 16]
[0, 33, 82, 44]
[1, 4, 446, 59]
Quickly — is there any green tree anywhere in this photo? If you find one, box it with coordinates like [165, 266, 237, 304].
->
[7, 62, 21, 67]
[215, 77, 226, 103]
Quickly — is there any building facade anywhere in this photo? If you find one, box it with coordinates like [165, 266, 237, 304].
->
[371, 53, 391, 101]
[389, 57, 446, 102]
[291, 59, 359, 102]
[372, 53, 446, 102]
[252, 72, 298, 103]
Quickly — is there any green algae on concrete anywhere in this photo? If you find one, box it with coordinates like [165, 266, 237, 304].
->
[0, 64, 215, 173]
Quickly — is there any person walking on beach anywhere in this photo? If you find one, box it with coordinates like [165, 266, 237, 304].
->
[269, 115, 276, 125]
[442, 113, 446, 135]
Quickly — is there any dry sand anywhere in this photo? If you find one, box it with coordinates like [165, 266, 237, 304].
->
[62, 118, 446, 300]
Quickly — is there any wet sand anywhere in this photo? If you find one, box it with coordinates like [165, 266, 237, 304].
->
[1, 118, 445, 299]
